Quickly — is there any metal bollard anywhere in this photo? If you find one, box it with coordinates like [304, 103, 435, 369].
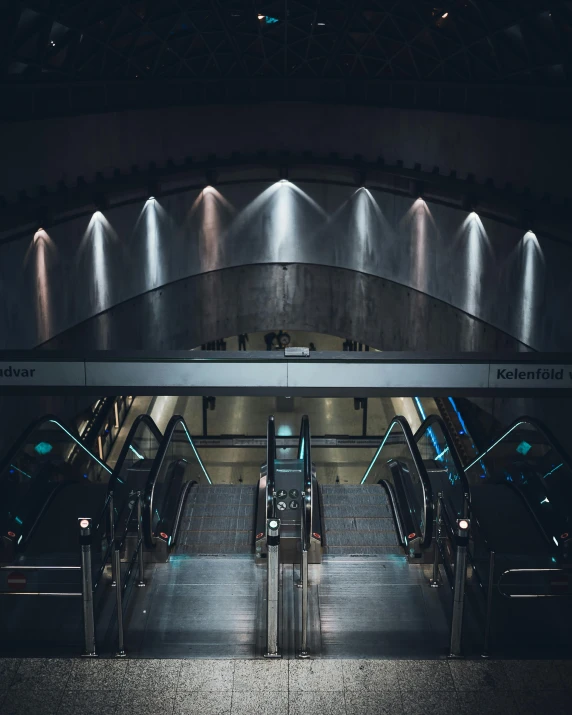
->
[136, 492, 145, 588]
[79, 518, 97, 657]
[430, 493, 443, 588]
[298, 547, 310, 658]
[264, 518, 281, 658]
[449, 518, 470, 658]
[113, 537, 126, 657]
[482, 550, 496, 658]
[109, 492, 117, 587]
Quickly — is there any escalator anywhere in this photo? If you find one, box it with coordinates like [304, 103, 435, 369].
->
[1, 402, 572, 658]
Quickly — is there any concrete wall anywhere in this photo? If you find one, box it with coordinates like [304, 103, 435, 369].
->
[41, 264, 527, 352]
[0, 180, 563, 351]
[1, 102, 570, 200]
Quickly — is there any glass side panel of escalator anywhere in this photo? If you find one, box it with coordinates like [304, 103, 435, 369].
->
[414, 417, 466, 520]
[464, 419, 572, 561]
[147, 418, 211, 543]
[362, 418, 431, 546]
[0, 417, 111, 561]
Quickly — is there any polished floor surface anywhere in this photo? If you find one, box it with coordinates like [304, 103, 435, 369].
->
[1, 656, 572, 714]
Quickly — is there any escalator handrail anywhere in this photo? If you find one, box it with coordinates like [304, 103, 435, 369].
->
[106, 413, 163, 494]
[267, 416, 276, 519]
[464, 415, 572, 541]
[0, 413, 112, 480]
[413, 413, 472, 502]
[361, 414, 434, 549]
[465, 415, 572, 478]
[299, 415, 312, 552]
[142, 414, 212, 548]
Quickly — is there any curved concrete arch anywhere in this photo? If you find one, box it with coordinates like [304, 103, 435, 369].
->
[41, 263, 529, 353]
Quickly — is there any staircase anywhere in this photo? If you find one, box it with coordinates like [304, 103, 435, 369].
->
[320, 484, 402, 556]
[174, 484, 257, 555]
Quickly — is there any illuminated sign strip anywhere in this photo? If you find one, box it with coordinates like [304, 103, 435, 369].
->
[0, 356, 572, 394]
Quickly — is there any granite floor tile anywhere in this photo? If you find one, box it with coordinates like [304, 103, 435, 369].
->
[0, 659, 20, 689]
[344, 690, 403, 715]
[115, 690, 175, 715]
[289, 660, 345, 691]
[514, 690, 572, 715]
[174, 691, 232, 715]
[503, 660, 563, 690]
[289, 690, 346, 715]
[397, 660, 454, 690]
[178, 660, 235, 691]
[553, 660, 572, 689]
[233, 659, 288, 691]
[231, 690, 288, 715]
[401, 690, 460, 715]
[448, 660, 509, 691]
[58, 689, 119, 715]
[9, 658, 73, 691]
[1, 688, 63, 715]
[68, 659, 127, 690]
[457, 690, 519, 715]
[514, 689, 572, 715]
[122, 659, 182, 693]
[342, 660, 399, 691]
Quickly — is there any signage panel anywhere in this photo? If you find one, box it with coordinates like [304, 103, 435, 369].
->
[0, 361, 84, 386]
[288, 362, 490, 389]
[85, 361, 288, 388]
[489, 364, 572, 389]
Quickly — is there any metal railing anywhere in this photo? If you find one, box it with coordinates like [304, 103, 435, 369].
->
[267, 415, 277, 522]
[362, 415, 434, 550]
[298, 415, 311, 658]
[142, 414, 211, 551]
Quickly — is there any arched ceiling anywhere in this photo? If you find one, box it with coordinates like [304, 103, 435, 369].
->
[3, 0, 571, 120]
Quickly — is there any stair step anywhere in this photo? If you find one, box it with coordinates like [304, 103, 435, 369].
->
[174, 484, 256, 555]
[320, 483, 402, 556]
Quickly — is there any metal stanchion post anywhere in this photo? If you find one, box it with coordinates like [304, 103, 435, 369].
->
[482, 550, 496, 658]
[109, 492, 116, 587]
[430, 493, 443, 588]
[136, 492, 145, 588]
[449, 518, 470, 658]
[299, 547, 309, 658]
[113, 537, 126, 657]
[264, 518, 281, 658]
[79, 518, 97, 657]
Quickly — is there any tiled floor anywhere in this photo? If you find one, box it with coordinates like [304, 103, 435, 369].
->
[1, 657, 571, 714]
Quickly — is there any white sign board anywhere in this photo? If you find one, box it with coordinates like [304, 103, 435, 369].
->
[288, 362, 490, 389]
[0, 362, 84, 386]
[488, 364, 572, 389]
[85, 361, 288, 388]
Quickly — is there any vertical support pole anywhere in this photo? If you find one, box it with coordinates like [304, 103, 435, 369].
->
[449, 518, 470, 658]
[113, 537, 126, 657]
[136, 492, 145, 588]
[463, 492, 470, 519]
[109, 492, 116, 587]
[430, 493, 443, 588]
[264, 518, 281, 658]
[202, 396, 208, 437]
[79, 518, 97, 657]
[482, 550, 495, 658]
[362, 398, 368, 437]
[299, 547, 310, 658]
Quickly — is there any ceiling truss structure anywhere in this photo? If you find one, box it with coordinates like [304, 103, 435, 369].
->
[2, 0, 571, 120]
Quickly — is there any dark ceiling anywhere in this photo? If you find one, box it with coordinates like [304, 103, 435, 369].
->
[2, 0, 572, 119]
